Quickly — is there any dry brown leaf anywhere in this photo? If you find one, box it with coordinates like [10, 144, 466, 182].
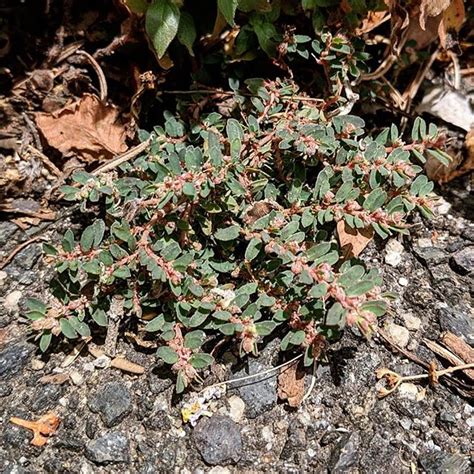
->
[438, 0, 465, 49]
[10, 413, 60, 447]
[356, 10, 390, 35]
[419, 0, 450, 30]
[35, 94, 127, 163]
[277, 360, 305, 407]
[426, 128, 474, 183]
[111, 356, 145, 374]
[39, 373, 70, 385]
[337, 220, 374, 259]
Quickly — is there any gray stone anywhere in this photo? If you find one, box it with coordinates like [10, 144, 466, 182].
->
[28, 384, 63, 412]
[451, 247, 474, 274]
[0, 343, 34, 379]
[329, 431, 360, 473]
[85, 432, 130, 464]
[438, 306, 473, 345]
[418, 451, 470, 474]
[413, 246, 449, 265]
[193, 415, 242, 466]
[231, 360, 277, 418]
[88, 382, 132, 427]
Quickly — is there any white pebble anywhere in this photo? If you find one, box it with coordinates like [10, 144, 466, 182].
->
[3, 290, 23, 311]
[385, 322, 410, 348]
[403, 312, 421, 331]
[384, 239, 404, 267]
[398, 277, 409, 287]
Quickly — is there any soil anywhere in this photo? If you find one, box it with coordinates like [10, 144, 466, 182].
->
[0, 176, 472, 473]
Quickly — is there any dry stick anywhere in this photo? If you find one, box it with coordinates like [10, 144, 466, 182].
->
[401, 48, 439, 112]
[200, 354, 303, 393]
[302, 357, 318, 403]
[378, 329, 473, 396]
[0, 236, 47, 270]
[401, 363, 474, 383]
[22, 113, 43, 151]
[91, 137, 152, 176]
[27, 145, 62, 177]
[424, 338, 466, 369]
[76, 50, 108, 102]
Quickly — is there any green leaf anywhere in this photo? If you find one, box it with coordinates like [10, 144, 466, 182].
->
[26, 298, 47, 314]
[219, 322, 236, 335]
[305, 242, 331, 261]
[80, 224, 96, 252]
[289, 330, 306, 345]
[39, 332, 52, 352]
[176, 371, 186, 393]
[255, 321, 276, 336]
[92, 309, 108, 327]
[177, 12, 196, 56]
[218, 0, 238, 26]
[146, 0, 181, 59]
[363, 188, 387, 212]
[145, 315, 165, 332]
[156, 345, 179, 364]
[245, 238, 261, 261]
[308, 283, 327, 298]
[62, 229, 75, 252]
[190, 352, 214, 369]
[43, 243, 58, 256]
[346, 279, 376, 296]
[60, 318, 78, 339]
[325, 302, 345, 326]
[215, 225, 240, 241]
[184, 330, 205, 349]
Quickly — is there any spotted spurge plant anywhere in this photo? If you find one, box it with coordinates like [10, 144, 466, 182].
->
[26, 12, 451, 392]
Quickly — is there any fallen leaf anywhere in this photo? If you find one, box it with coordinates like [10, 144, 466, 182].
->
[425, 127, 474, 183]
[419, 0, 450, 31]
[356, 10, 390, 35]
[10, 413, 60, 447]
[35, 94, 127, 163]
[39, 373, 70, 385]
[337, 220, 374, 259]
[277, 360, 305, 407]
[111, 356, 145, 374]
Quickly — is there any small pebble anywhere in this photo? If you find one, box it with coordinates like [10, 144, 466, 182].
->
[384, 239, 404, 267]
[3, 290, 23, 312]
[433, 197, 451, 215]
[227, 395, 245, 422]
[70, 370, 84, 386]
[416, 238, 433, 248]
[31, 359, 46, 371]
[398, 383, 418, 400]
[398, 277, 409, 287]
[385, 322, 410, 348]
[94, 355, 111, 369]
[402, 312, 421, 331]
[0, 270, 7, 284]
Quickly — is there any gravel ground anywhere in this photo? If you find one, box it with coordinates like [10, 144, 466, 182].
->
[0, 182, 472, 473]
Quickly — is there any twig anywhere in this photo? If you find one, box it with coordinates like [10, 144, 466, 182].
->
[0, 236, 46, 270]
[447, 50, 461, 90]
[200, 354, 303, 393]
[22, 113, 42, 151]
[376, 363, 474, 398]
[76, 50, 108, 101]
[91, 137, 152, 176]
[26, 145, 62, 177]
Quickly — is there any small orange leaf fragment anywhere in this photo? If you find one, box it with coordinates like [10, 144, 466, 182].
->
[10, 412, 60, 446]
